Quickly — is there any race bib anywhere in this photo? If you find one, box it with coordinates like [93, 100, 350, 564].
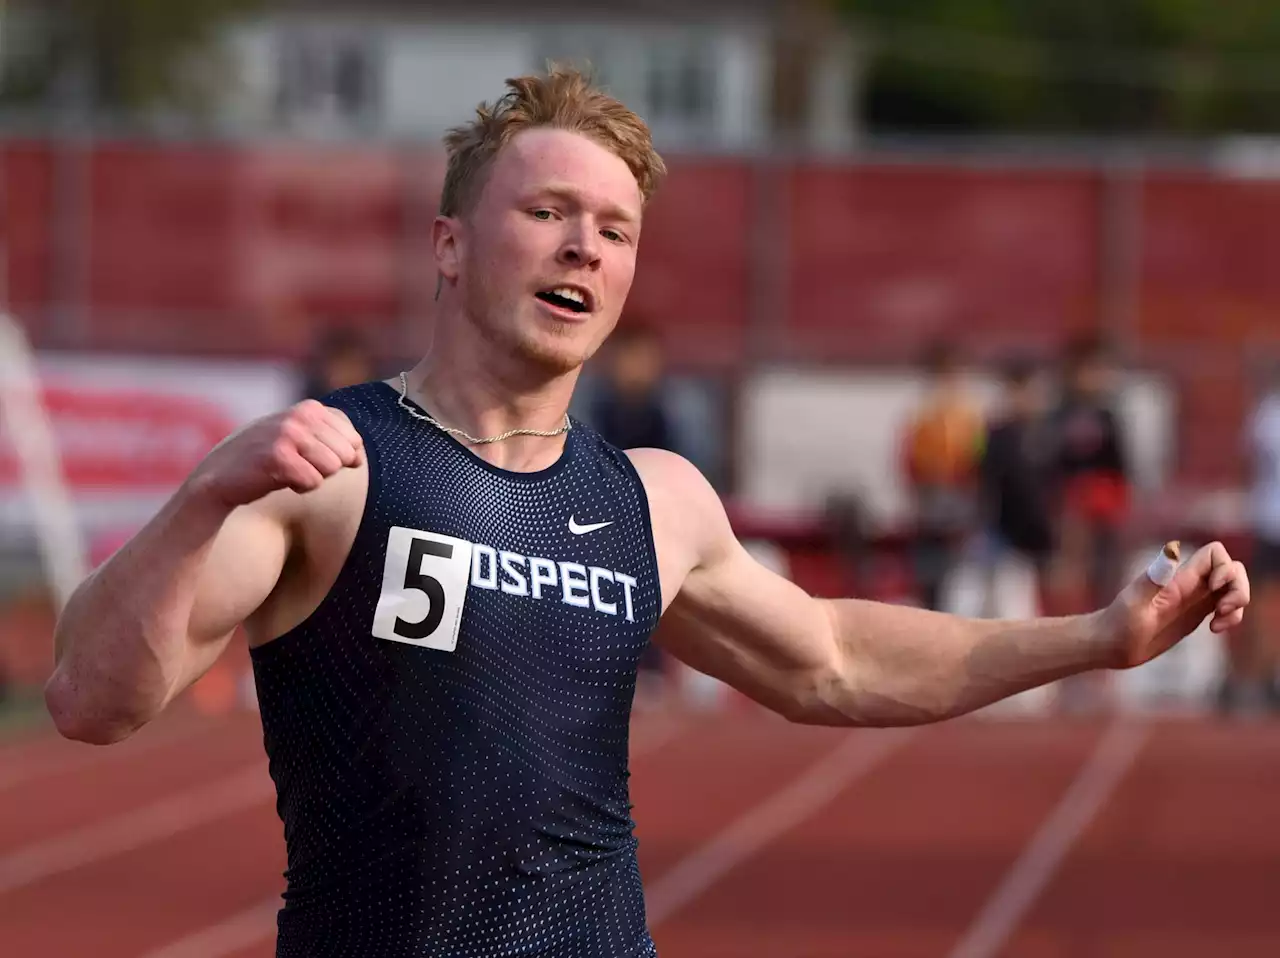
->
[372, 527, 474, 652]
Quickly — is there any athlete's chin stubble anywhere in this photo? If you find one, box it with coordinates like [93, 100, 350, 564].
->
[468, 310, 595, 377]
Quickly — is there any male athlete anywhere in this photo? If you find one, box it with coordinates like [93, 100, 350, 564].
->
[45, 68, 1250, 957]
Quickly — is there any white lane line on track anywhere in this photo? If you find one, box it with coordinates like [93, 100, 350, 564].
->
[140, 899, 286, 958]
[0, 763, 272, 896]
[946, 720, 1150, 958]
[628, 716, 684, 759]
[0, 716, 233, 794]
[644, 727, 917, 928]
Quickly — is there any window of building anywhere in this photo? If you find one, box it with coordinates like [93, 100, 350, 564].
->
[274, 27, 382, 131]
[645, 40, 715, 125]
[534, 28, 718, 141]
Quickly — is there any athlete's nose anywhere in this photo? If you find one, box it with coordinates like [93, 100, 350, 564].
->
[558, 222, 602, 270]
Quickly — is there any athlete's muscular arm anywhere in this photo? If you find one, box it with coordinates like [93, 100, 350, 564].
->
[45, 400, 363, 745]
[632, 450, 1250, 727]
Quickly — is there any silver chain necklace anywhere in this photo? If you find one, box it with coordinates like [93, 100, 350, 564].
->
[396, 372, 572, 446]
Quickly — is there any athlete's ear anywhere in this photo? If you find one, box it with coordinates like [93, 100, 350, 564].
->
[432, 215, 462, 286]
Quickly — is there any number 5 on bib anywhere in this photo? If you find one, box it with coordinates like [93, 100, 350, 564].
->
[372, 527, 474, 651]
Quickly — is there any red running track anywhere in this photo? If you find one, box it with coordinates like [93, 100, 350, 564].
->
[1, 706, 1278, 958]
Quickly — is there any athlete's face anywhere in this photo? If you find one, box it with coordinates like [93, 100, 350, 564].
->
[437, 128, 643, 375]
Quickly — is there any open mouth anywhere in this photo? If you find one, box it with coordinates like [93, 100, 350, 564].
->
[535, 287, 591, 315]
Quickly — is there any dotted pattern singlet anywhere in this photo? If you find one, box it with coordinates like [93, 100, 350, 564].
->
[249, 382, 662, 958]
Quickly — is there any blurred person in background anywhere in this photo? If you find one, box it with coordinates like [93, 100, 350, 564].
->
[1047, 336, 1132, 712]
[1227, 363, 1280, 714]
[589, 322, 677, 453]
[901, 339, 985, 611]
[975, 357, 1058, 617]
[1049, 336, 1132, 604]
[589, 321, 682, 707]
[302, 325, 378, 401]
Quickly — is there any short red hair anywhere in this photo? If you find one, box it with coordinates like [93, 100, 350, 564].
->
[439, 64, 667, 217]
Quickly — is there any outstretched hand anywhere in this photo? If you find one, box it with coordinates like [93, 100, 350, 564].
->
[1101, 541, 1251, 670]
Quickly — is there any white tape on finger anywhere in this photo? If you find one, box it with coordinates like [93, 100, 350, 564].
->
[1145, 550, 1178, 587]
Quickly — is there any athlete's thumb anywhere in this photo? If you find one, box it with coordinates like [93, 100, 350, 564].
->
[1128, 540, 1182, 605]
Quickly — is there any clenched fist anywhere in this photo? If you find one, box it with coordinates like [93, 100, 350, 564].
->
[189, 400, 365, 508]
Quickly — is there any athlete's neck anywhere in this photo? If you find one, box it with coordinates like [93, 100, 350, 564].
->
[398, 321, 579, 473]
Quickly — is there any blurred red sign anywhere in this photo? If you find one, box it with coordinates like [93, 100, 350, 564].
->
[0, 354, 297, 539]
[0, 387, 235, 488]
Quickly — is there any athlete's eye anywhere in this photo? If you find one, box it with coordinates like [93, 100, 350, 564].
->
[601, 228, 625, 243]
[530, 209, 554, 221]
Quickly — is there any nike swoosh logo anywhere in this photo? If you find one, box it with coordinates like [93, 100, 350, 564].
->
[569, 517, 614, 535]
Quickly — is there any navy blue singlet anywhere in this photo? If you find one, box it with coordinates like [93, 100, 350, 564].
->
[249, 381, 663, 957]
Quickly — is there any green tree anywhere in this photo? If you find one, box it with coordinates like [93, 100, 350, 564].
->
[842, 0, 1280, 133]
[3, 0, 266, 116]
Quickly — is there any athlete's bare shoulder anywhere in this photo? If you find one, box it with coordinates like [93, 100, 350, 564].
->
[625, 448, 732, 610]
[626, 447, 709, 500]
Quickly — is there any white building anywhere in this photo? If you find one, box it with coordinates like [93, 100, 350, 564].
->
[220, 0, 860, 151]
